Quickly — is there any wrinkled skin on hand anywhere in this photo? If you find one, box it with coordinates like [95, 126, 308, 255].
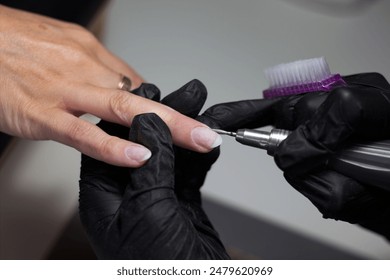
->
[0, 5, 219, 168]
[79, 80, 230, 259]
[202, 73, 390, 239]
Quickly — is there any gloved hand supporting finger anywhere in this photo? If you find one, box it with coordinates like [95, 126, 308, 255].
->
[90, 113, 227, 259]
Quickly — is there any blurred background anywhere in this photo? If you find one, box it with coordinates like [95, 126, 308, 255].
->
[1, 0, 390, 259]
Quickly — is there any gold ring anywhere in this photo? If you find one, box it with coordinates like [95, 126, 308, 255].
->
[118, 75, 132, 92]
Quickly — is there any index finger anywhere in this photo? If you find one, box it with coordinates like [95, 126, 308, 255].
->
[65, 85, 222, 153]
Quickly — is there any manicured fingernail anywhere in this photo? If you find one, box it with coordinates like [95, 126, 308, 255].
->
[125, 145, 152, 162]
[191, 126, 222, 150]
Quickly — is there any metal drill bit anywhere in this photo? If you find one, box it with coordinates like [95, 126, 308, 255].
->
[212, 129, 237, 137]
[213, 127, 289, 153]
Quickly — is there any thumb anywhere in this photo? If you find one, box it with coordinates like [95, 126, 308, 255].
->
[131, 83, 161, 101]
[161, 79, 207, 118]
[121, 113, 176, 207]
[113, 113, 188, 259]
[202, 98, 281, 131]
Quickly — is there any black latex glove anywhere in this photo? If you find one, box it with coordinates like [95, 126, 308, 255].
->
[79, 80, 229, 259]
[203, 73, 390, 239]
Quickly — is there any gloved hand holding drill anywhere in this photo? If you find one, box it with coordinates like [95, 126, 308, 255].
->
[203, 72, 390, 240]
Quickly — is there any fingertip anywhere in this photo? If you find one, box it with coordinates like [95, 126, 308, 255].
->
[124, 145, 152, 165]
[190, 126, 222, 152]
[211, 133, 223, 148]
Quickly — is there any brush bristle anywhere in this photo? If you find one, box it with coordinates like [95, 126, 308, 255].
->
[263, 57, 346, 99]
[264, 57, 331, 88]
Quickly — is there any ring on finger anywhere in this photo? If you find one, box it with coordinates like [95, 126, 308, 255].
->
[118, 74, 132, 92]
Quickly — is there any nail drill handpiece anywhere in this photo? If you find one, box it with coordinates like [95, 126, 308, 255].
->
[213, 128, 390, 192]
[212, 128, 289, 155]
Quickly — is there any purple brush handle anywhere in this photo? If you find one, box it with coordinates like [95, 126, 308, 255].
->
[263, 74, 347, 99]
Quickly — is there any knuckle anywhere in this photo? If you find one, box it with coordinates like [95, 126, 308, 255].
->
[329, 87, 363, 122]
[63, 121, 91, 145]
[67, 23, 99, 47]
[313, 176, 364, 222]
[62, 121, 117, 160]
[157, 106, 176, 126]
[320, 199, 351, 221]
[109, 92, 131, 123]
[57, 41, 90, 65]
[331, 87, 355, 102]
[66, 22, 85, 31]
[58, 27, 99, 64]
[59, 119, 99, 153]
[80, 29, 99, 46]
[66, 23, 94, 39]
[96, 136, 118, 159]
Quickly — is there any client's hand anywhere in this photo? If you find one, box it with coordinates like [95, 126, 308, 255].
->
[0, 5, 220, 168]
[79, 80, 229, 259]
